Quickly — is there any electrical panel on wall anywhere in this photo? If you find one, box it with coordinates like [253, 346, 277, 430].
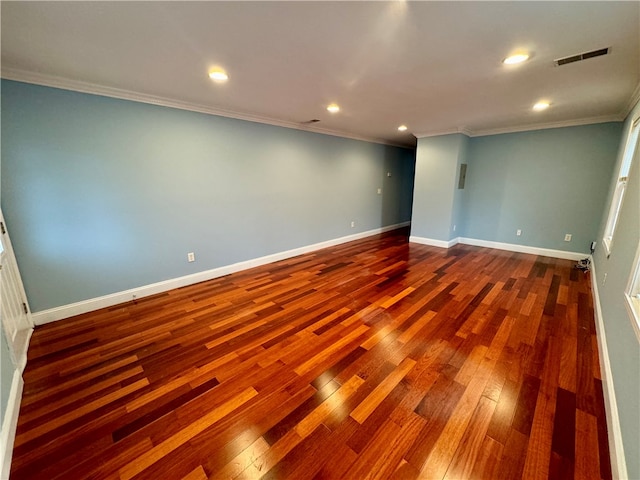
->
[458, 164, 467, 189]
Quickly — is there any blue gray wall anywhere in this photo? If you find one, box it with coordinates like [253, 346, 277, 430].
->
[463, 123, 621, 252]
[411, 124, 621, 252]
[1, 80, 415, 313]
[411, 134, 468, 241]
[593, 100, 640, 480]
[0, 122, 10, 427]
[450, 136, 469, 239]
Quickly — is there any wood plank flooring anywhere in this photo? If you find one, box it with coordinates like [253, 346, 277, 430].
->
[11, 228, 612, 479]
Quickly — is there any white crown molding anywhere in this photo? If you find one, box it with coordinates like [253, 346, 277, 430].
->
[413, 114, 625, 140]
[0, 68, 411, 149]
[468, 114, 626, 138]
[31, 222, 410, 325]
[413, 128, 473, 139]
[2, 67, 629, 146]
[624, 81, 640, 118]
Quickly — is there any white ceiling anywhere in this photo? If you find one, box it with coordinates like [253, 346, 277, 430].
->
[2, 1, 639, 147]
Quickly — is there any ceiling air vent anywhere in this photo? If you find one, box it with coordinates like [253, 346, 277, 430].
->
[554, 47, 610, 66]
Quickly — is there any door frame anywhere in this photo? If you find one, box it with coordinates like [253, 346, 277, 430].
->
[0, 208, 34, 370]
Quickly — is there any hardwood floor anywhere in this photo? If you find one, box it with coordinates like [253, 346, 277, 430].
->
[11, 228, 612, 480]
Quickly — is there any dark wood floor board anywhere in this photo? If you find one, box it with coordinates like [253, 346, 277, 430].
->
[10, 403, 129, 476]
[345, 414, 425, 480]
[189, 384, 308, 475]
[263, 379, 339, 446]
[521, 331, 563, 479]
[11, 228, 611, 479]
[496, 427, 530, 479]
[14, 378, 149, 450]
[170, 363, 285, 431]
[311, 437, 359, 480]
[20, 354, 141, 409]
[469, 434, 504, 479]
[419, 347, 500, 479]
[347, 378, 411, 453]
[558, 331, 578, 393]
[19, 364, 145, 426]
[260, 424, 332, 480]
[443, 394, 497, 480]
[50, 433, 152, 480]
[405, 369, 465, 469]
[322, 361, 398, 432]
[575, 409, 602, 480]
[481, 354, 509, 405]
[282, 416, 361, 480]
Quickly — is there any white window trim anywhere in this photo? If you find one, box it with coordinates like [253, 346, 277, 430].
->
[602, 177, 627, 255]
[603, 117, 640, 256]
[624, 242, 640, 343]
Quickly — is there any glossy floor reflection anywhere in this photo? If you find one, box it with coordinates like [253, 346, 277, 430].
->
[12, 228, 611, 479]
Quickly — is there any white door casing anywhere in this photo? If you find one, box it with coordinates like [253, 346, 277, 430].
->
[0, 209, 33, 372]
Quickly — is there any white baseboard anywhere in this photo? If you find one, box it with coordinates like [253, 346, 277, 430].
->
[589, 260, 628, 480]
[0, 369, 23, 480]
[15, 328, 32, 374]
[409, 235, 587, 261]
[409, 235, 459, 249]
[457, 237, 586, 261]
[32, 222, 410, 325]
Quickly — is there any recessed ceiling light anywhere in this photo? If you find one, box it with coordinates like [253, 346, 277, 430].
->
[327, 104, 340, 113]
[209, 70, 229, 82]
[398, 125, 408, 132]
[533, 101, 550, 111]
[503, 53, 530, 65]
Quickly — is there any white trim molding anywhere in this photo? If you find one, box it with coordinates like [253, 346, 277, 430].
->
[0, 369, 23, 480]
[409, 235, 587, 260]
[468, 115, 624, 138]
[409, 236, 460, 249]
[589, 260, 628, 479]
[413, 128, 473, 139]
[1, 68, 410, 149]
[14, 328, 33, 374]
[457, 237, 586, 260]
[624, 81, 640, 118]
[413, 115, 624, 140]
[623, 241, 640, 343]
[32, 222, 410, 325]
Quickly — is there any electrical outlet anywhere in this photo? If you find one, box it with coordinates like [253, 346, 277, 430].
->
[564, 234, 572, 242]
[387, 172, 392, 177]
[453, 225, 457, 232]
[603, 273, 607, 286]
[377, 188, 382, 194]
[187, 252, 195, 262]
[516, 229, 522, 236]
[351, 221, 355, 228]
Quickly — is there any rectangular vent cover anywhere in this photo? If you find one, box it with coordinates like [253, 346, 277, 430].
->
[554, 47, 610, 66]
